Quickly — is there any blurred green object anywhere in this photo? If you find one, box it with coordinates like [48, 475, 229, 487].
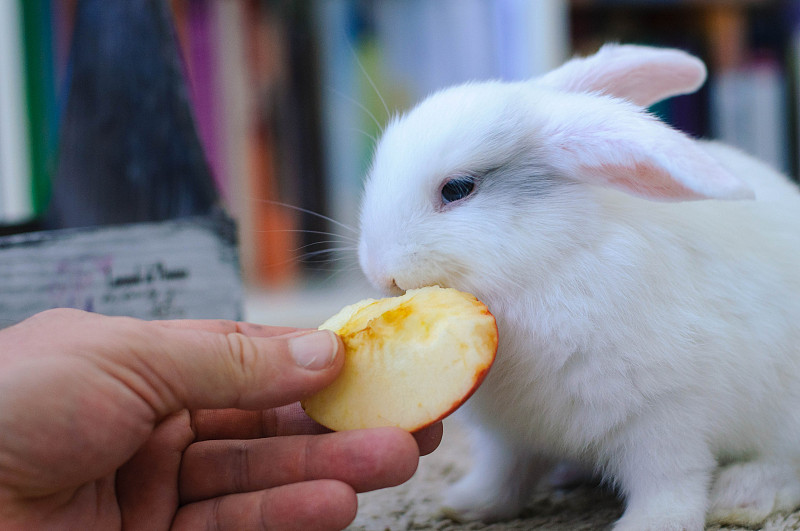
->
[21, 0, 57, 219]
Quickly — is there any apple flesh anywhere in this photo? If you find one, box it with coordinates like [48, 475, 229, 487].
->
[301, 286, 498, 432]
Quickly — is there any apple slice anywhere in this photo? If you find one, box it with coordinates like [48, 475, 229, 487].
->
[301, 285, 498, 432]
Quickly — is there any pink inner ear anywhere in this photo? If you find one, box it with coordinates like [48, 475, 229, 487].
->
[602, 63, 705, 107]
[586, 162, 702, 201]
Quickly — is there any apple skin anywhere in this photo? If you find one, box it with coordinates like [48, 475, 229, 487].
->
[414, 360, 494, 432]
[301, 286, 498, 432]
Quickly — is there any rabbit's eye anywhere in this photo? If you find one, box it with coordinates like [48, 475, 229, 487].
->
[441, 176, 475, 204]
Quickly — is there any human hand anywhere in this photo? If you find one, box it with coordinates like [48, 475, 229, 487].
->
[0, 309, 442, 530]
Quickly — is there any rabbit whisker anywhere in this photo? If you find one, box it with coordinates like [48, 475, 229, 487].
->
[327, 87, 384, 135]
[255, 199, 358, 235]
[292, 241, 357, 253]
[259, 229, 358, 244]
[351, 43, 391, 122]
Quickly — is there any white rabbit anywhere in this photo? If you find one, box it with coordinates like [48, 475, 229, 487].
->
[357, 44, 800, 530]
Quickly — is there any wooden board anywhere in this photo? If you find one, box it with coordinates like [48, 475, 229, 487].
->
[0, 214, 242, 328]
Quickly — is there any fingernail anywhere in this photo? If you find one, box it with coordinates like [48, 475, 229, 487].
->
[289, 330, 338, 370]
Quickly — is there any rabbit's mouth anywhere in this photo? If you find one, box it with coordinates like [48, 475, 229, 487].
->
[384, 278, 405, 297]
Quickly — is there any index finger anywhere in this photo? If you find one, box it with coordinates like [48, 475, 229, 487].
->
[191, 404, 443, 455]
[191, 404, 330, 440]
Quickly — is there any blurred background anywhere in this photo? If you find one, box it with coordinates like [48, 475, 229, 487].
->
[0, 0, 796, 326]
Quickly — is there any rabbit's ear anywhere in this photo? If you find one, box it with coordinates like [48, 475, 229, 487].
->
[541, 99, 754, 201]
[537, 44, 706, 107]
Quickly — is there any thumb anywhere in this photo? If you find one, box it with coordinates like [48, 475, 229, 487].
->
[114, 320, 344, 416]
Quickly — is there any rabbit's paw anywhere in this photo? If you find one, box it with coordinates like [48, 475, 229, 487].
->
[611, 489, 704, 531]
[613, 497, 704, 531]
[441, 474, 527, 523]
[707, 460, 800, 526]
[613, 513, 703, 531]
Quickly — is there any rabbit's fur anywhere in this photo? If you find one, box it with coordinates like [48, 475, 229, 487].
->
[358, 44, 800, 530]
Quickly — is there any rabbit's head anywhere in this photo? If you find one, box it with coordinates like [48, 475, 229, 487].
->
[358, 44, 753, 296]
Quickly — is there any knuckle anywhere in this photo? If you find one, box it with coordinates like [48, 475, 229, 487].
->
[223, 332, 262, 380]
[231, 441, 252, 493]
